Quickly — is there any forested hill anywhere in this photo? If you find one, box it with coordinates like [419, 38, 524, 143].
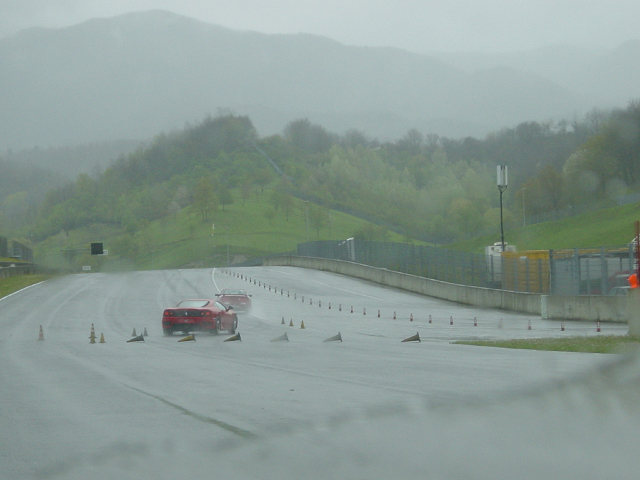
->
[0, 9, 585, 149]
[17, 102, 640, 250]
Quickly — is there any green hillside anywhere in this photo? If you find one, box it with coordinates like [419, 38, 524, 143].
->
[34, 184, 405, 271]
[6, 102, 640, 270]
[452, 200, 640, 253]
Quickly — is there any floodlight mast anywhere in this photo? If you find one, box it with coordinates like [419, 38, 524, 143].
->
[497, 165, 508, 252]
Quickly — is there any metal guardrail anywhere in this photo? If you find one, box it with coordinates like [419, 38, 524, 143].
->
[0, 264, 37, 278]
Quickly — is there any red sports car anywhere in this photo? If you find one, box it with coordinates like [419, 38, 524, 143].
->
[162, 299, 238, 336]
[215, 289, 252, 311]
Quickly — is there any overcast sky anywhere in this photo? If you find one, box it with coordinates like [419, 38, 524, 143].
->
[1, 0, 639, 53]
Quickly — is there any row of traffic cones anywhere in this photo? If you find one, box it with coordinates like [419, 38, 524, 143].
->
[220, 269, 607, 334]
[174, 332, 242, 342]
[89, 324, 106, 344]
[281, 317, 306, 329]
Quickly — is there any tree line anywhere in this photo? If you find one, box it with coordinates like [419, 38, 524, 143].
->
[3, 101, 640, 249]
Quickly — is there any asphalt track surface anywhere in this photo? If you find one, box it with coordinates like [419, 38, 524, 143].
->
[0, 267, 637, 479]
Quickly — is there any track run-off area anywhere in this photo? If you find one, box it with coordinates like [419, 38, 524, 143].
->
[1, 266, 638, 479]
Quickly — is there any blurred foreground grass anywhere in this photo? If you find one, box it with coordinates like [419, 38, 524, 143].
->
[456, 335, 640, 354]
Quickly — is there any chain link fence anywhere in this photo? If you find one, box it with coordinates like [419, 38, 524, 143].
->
[296, 239, 636, 295]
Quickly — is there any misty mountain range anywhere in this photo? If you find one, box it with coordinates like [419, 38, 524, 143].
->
[1, 9, 639, 151]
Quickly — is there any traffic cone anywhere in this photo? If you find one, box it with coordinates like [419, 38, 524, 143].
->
[377, 309, 381, 318]
[289, 319, 294, 327]
[38, 325, 44, 341]
[561, 321, 565, 332]
[127, 334, 145, 343]
[339, 304, 342, 312]
[271, 332, 289, 342]
[428, 314, 432, 324]
[350, 305, 354, 313]
[393, 311, 397, 320]
[596, 320, 601, 333]
[401, 332, 421, 343]
[324, 332, 342, 342]
[89, 324, 96, 344]
[473, 316, 478, 327]
[99, 333, 106, 343]
[410, 313, 413, 322]
[300, 320, 306, 329]
[224, 332, 241, 342]
[143, 327, 148, 337]
[131, 328, 137, 337]
[178, 334, 196, 342]
[281, 316, 285, 325]
[328, 302, 332, 310]
[527, 320, 532, 330]
[450, 315, 454, 326]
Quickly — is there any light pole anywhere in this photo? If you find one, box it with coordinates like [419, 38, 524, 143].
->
[497, 165, 508, 252]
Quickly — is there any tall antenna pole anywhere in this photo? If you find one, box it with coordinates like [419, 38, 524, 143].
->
[497, 165, 508, 252]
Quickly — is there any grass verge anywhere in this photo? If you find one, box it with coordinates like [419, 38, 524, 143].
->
[0, 274, 52, 299]
[455, 335, 640, 354]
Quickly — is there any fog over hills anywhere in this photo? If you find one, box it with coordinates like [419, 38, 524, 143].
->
[1, 10, 639, 150]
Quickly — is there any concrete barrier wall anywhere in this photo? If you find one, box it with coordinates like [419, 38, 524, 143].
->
[628, 289, 640, 335]
[543, 294, 629, 323]
[263, 255, 629, 323]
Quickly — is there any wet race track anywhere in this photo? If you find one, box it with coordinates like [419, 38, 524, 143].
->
[1, 267, 638, 479]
